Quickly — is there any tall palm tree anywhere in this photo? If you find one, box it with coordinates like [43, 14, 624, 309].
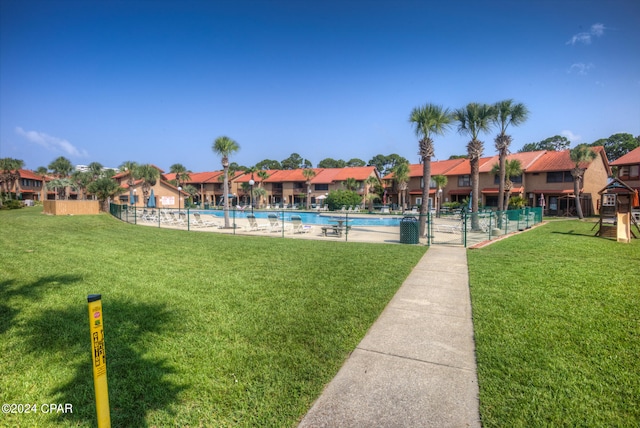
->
[432, 174, 448, 217]
[302, 168, 316, 209]
[133, 164, 160, 205]
[492, 100, 529, 215]
[212, 136, 240, 228]
[257, 170, 270, 207]
[35, 166, 48, 201]
[392, 162, 410, 211]
[48, 156, 74, 200]
[87, 162, 104, 179]
[569, 145, 597, 219]
[491, 159, 523, 209]
[453, 103, 495, 230]
[410, 104, 453, 234]
[169, 163, 191, 188]
[119, 160, 138, 188]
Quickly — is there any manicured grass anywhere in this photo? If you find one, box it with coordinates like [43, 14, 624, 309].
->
[468, 220, 640, 427]
[0, 207, 426, 427]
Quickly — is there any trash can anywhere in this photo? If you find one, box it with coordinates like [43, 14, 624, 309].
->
[399, 216, 419, 244]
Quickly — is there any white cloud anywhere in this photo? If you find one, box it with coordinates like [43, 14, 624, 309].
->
[561, 130, 582, 144]
[567, 62, 594, 75]
[15, 127, 89, 158]
[566, 23, 606, 45]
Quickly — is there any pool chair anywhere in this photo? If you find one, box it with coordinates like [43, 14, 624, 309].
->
[193, 212, 219, 228]
[267, 213, 291, 232]
[290, 215, 312, 234]
[245, 214, 268, 231]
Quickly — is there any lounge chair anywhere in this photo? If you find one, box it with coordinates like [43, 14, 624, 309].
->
[290, 215, 312, 234]
[267, 213, 291, 232]
[193, 212, 218, 227]
[160, 211, 176, 224]
[245, 214, 268, 231]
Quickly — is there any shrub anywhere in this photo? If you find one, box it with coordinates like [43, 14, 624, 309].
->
[0, 199, 23, 210]
[325, 189, 362, 211]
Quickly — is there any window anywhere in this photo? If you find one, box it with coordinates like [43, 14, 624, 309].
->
[494, 174, 523, 184]
[458, 175, 470, 187]
[620, 165, 640, 179]
[546, 171, 573, 183]
[602, 194, 616, 206]
[314, 183, 329, 191]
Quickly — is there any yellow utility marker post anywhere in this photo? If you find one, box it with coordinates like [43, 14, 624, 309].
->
[88, 294, 111, 428]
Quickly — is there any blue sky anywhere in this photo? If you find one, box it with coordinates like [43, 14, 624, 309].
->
[1, 0, 639, 172]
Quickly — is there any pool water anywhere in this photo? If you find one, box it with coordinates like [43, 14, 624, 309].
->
[200, 210, 404, 226]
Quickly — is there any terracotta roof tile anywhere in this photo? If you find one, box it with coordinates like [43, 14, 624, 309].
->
[610, 146, 640, 165]
[384, 159, 466, 179]
[527, 148, 604, 172]
[479, 150, 546, 172]
[18, 169, 46, 180]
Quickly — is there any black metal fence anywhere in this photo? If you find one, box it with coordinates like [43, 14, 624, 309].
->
[109, 203, 543, 247]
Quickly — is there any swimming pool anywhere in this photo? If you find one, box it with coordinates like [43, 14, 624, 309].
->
[199, 210, 405, 226]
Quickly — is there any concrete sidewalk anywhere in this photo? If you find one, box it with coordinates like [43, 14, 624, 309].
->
[299, 246, 481, 427]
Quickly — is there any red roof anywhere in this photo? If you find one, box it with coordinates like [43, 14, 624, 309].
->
[18, 169, 47, 180]
[610, 146, 640, 166]
[526, 147, 606, 172]
[262, 167, 377, 184]
[383, 159, 466, 179]
[479, 151, 546, 173]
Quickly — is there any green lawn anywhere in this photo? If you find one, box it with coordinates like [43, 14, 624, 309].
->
[468, 220, 640, 427]
[0, 207, 426, 427]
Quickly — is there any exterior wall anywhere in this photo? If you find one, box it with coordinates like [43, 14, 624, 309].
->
[116, 181, 184, 209]
[583, 155, 611, 213]
[43, 200, 100, 215]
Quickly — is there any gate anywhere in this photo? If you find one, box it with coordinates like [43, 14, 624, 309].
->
[428, 211, 465, 246]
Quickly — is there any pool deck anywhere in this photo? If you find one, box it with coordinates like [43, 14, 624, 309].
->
[136, 213, 492, 247]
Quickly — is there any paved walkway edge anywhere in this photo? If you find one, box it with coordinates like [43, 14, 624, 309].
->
[299, 246, 481, 427]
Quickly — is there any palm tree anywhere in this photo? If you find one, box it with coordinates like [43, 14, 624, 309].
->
[212, 136, 240, 228]
[432, 175, 448, 217]
[569, 145, 597, 219]
[365, 175, 380, 212]
[302, 168, 316, 209]
[48, 156, 74, 200]
[492, 100, 529, 216]
[491, 159, 523, 209]
[0, 158, 25, 204]
[409, 104, 453, 234]
[133, 164, 160, 205]
[71, 170, 92, 200]
[253, 187, 267, 209]
[453, 103, 495, 230]
[35, 166, 49, 201]
[256, 170, 269, 207]
[119, 161, 138, 188]
[87, 177, 124, 212]
[392, 162, 410, 211]
[46, 178, 75, 200]
[344, 177, 358, 191]
[169, 163, 191, 188]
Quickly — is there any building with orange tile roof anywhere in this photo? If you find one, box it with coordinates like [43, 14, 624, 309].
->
[382, 148, 610, 215]
[610, 146, 640, 193]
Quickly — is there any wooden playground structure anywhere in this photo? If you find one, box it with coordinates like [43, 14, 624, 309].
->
[593, 178, 640, 243]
